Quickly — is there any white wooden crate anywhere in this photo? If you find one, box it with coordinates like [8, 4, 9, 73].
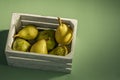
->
[5, 13, 77, 73]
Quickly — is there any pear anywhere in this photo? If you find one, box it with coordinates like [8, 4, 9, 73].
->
[55, 17, 73, 45]
[37, 30, 57, 51]
[49, 46, 68, 56]
[14, 25, 38, 40]
[12, 38, 31, 52]
[30, 39, 48, 54]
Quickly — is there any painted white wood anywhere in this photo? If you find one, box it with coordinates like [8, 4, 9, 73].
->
[5, 51, 72, 63]
[20, 13, 75, 25]
[8, 61, 71, 73]
[6, 56, 71, 73]
[7, 56, 71, 68]
[21, 20, 58, 29]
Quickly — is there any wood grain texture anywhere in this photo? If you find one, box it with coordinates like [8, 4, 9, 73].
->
[6, 51, 72, 63]
[7, 56, 71, 73]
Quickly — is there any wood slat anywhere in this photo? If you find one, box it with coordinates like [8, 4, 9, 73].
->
[20, 14, 72, 25]
[21, 20, 58, 29]
[7, 57, 71, 73]
[7, 56, 72, 68]
[6, 51, 72, 63]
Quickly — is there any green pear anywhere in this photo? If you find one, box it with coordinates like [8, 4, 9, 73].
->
[37, 30, 57, 51]
[30, 39, 48, 54]
[14, 25, 38, 40]
[49, 46, 68, 56]
[12, 38, 31, 52]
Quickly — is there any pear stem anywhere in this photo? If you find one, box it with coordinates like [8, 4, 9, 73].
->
[58, 17, 62, 25]
[13, 34, 19, 38]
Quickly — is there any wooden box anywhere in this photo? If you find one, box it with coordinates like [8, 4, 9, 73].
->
[5, 13, 77, 73]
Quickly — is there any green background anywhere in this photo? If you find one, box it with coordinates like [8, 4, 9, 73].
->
[0, 0, 120, 80]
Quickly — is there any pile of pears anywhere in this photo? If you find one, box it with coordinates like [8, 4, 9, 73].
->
[12, 17, 73, 56]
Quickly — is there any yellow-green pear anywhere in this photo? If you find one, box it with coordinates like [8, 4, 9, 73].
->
[12, 38, 31, 52]
[14, 25, 38, 40]
[55, 17, 73, 45]
[49, 46, 68, 56]
[37, 30, 57, 51]
[30, 39, 48, 54]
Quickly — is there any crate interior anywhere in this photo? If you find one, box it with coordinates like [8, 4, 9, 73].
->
[9, 14, 74, 57]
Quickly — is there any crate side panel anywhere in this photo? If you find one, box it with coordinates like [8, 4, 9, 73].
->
[21, 20, 58, 29]
[6, 51, 72, 63]
[7, 56, 72, 68]
[7, 57, 71, 73]
[21, 15, 58, 24]
[20, 14, 72, 25]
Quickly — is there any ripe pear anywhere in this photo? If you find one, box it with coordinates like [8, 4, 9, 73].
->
[55, 17, 73, 45]
[12, 38, 31, 52]
[14, 25, 38, 40]
[37, 30, 57, 51]
[49, 46, 68, 56]
[30, 39, 48, 54]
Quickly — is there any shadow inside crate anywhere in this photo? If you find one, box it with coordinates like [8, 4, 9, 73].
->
[0, 30, 8, 65]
